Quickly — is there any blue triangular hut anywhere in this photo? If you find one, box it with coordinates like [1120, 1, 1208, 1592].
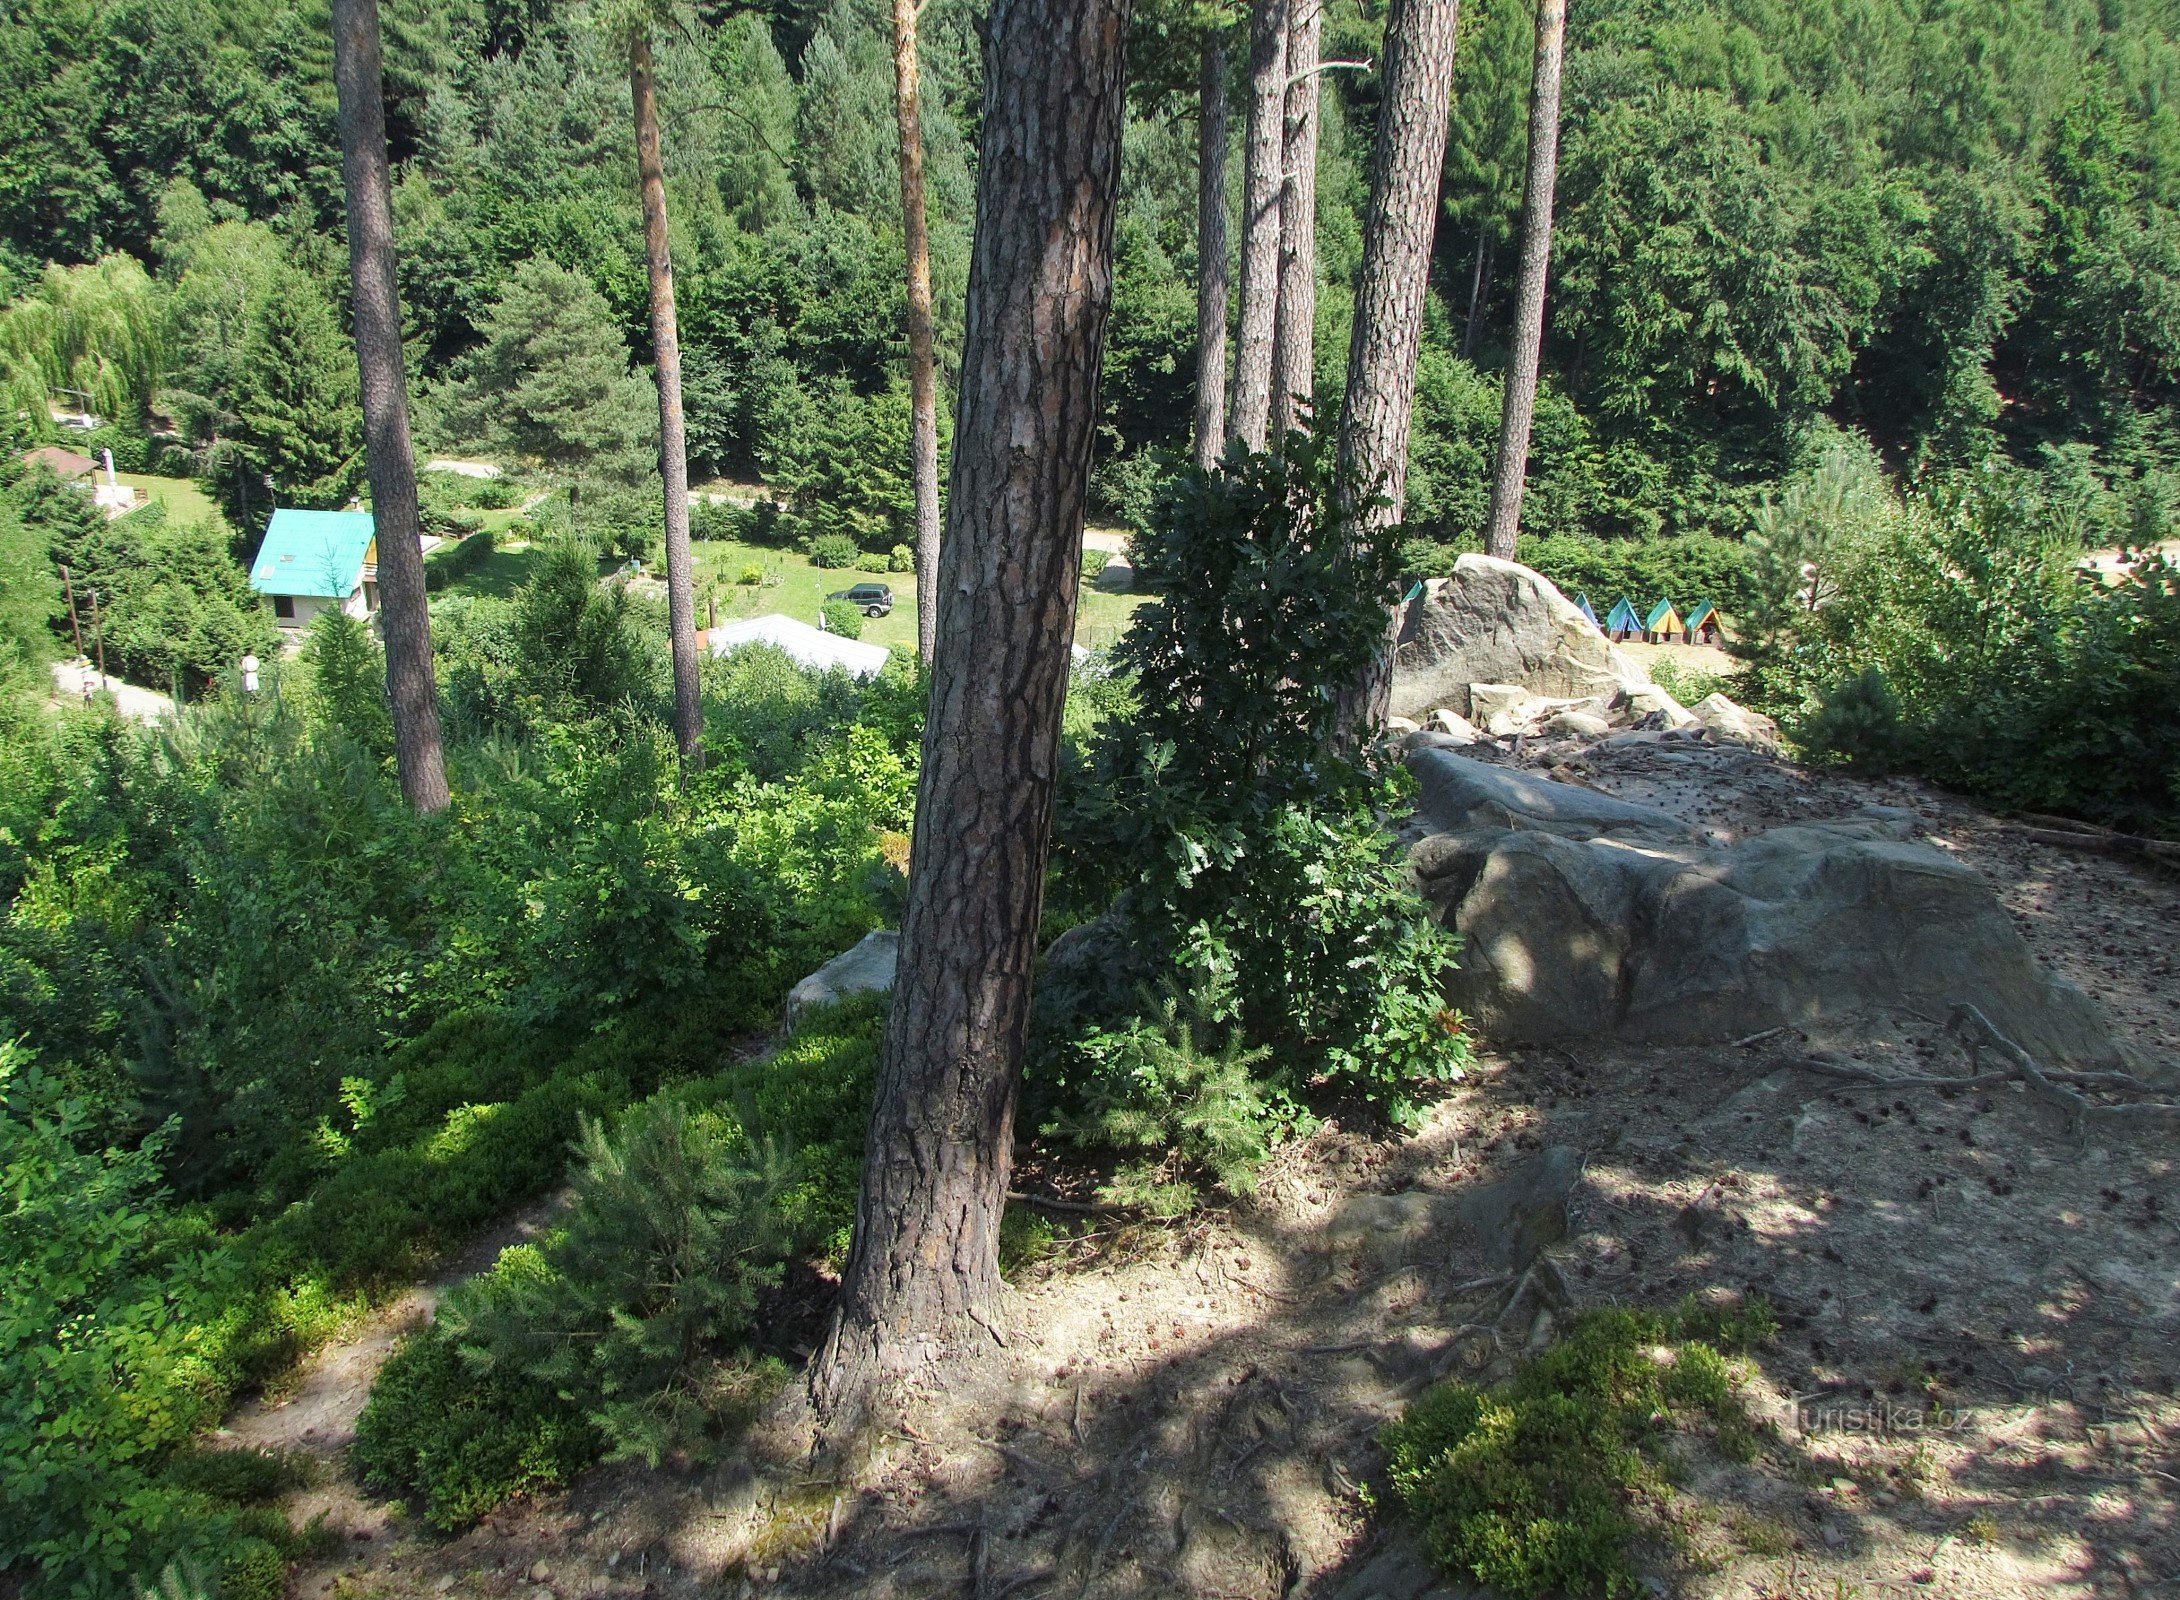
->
[1574, 592, 1601, 628]
[1604, 596, 1642, 640]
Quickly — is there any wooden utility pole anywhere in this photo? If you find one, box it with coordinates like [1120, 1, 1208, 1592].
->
[1270, 0, 1322, 439]
[1194, 33, 1231, 471]
[629, 28, 706, 761]
[807, 0, 1129, 1452]
[1482, 0, 1565, 560]
[1230, 0, 1288, 451]
[892, 0, 944, 668]
[60, 564, 84, 658]
[331, 0, 450, 813]
[1333, 0, 1461, 734]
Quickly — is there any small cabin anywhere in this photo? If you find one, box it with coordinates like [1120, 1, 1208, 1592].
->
[250, 509, 379, 633]
[1684, 599, 1722, 645]
[1574, 592, 1601, 629]
[1604, 596, 1643, 641]
[1643, 598, 1685, 644]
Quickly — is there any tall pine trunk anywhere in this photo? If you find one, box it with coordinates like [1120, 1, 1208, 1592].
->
[1194, 35, 1231, 471]
[1231, 0, 1289, 451]
[1461, 230, 1495, 358]
[1333, 0, 1461, 735]
[892, 0, 943, 667]
[1270, 0, 1322, 439]
[1482, 0, 1565, 561]
[629, 30, 704, 763]
[330, 0, 448, 814]
[808, 0, 1129, 1448]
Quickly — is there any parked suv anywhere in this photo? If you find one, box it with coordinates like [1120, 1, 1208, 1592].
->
[827, 581, 894, 618]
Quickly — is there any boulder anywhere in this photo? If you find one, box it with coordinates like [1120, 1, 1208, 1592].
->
[1410, 746, 1702, 844]
[784, 930, 898, 1029]
[1544, 709, 1614, 739]
[1617, 681, 1699, 729]
[1691, 691, 1782, 751]
[1426, 708, 1481, 744]
[1386, 715, 1421, 737]
[1408, 753, 2121, 1067]
[1391, 554, 1647, 719]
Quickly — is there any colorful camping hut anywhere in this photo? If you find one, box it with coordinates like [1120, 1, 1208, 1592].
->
[1574, 593, 1601, 629]
[1684, 599, 1722, 645]
[1604, 596, 1642, 641]
[1643, 598, 1685, 643]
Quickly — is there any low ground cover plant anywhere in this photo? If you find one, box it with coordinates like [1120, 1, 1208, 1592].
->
[1384, 1296, 1778, 1597]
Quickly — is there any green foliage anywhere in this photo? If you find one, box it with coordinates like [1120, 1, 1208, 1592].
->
[1384, 1301, 1774, 1598]
[807, 532, 859, 570]
[1054, 439, 1468, 1125]
[819, 598, 863, 638]
[1048, 976, 1298, 1214]
[301, 610, 391, 756]
[225, 269, 362, 526]
[423, 527, 496, 592]
[886, 542, 914, 573]
[443, 1101, 800, 1468]
[767, 378, 931, 554]
[1737, 462, 2180, 833]
[0, 1044, 233, 1598]
[351, 1275, 602, 1533]
[356, 996, 885, 1527]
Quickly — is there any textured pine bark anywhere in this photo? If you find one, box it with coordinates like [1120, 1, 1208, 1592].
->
[1333, 0, 1461, 734]
[630, 31, 704, 763]
[1270, 0, 1323, 440]
[808, 0, 1128, 1449]
[1194, 36, 1231, 472]
[893, 0, 944, 668]
[1482, 0, 1565, 561]
[1231, 0, 1289, 451]
[330, 0, 448, 814]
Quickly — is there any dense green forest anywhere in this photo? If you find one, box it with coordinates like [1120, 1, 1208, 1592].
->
[1, 0, 2178, 1595]
[7, 0, 2180, 553]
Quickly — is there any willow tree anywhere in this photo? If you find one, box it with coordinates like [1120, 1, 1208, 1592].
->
[1231, 0, 1289, 449]
[1482, 0, 1566, 560]
[330, 0, 449, 813]
[621, 9, 704, 762]
[1333, 0, 1461, 733]
[891, 0, 943, 666]
[808, 0, 1129, 1446]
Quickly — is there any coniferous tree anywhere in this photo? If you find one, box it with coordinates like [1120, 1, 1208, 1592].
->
[229, 274, 362, 521]
[1194, 29, 1231, 470]
[1231, 0, 1288, 450]
[623, 16, 703, 763]
[890, 0, 943, 668]
[1270, 0, 1322, 439]
[332, 0, 448, 813]
[808, 0, 1129, 1451]
[1482, 0, 1565, 560]
[1334, 0, 1460, 733]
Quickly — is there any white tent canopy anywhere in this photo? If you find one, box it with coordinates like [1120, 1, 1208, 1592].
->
[707, 613, 892, 679]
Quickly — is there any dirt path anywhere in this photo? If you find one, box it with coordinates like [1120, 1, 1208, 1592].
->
[274, 749, 2180, 1600]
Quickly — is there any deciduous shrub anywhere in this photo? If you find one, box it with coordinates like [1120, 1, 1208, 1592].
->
[808, 532, 859, 570]
[820, 598, 862, 638]
[1051, 438, 1468, 1129]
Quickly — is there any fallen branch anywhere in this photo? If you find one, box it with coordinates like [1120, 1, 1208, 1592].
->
[2011, 816, 2180, 875]
[1006, 1189, 1132, 1216]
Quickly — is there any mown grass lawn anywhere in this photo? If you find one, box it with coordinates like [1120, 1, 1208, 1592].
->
[691, 537, 1144, 655]
[117, 472, 226, 530]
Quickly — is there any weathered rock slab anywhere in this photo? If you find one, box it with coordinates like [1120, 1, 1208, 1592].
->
[1408, 754, 2120, 1066]
[784, 929, 897, 1029]
[1391, 555, 1646, 720]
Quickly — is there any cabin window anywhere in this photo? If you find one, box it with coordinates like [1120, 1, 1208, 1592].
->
[273, 595, 295, 620]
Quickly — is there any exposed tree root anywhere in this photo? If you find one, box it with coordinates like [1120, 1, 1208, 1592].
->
[1779, 1001, 2180, 1138]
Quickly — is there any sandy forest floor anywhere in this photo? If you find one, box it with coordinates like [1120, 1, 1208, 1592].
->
[233, 736, 2180, 1600]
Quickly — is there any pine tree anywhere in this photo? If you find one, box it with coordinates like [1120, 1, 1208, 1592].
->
[230, 274, 363, 519]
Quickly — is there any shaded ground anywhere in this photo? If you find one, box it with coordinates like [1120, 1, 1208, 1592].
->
[262, 741, 2179, 1600]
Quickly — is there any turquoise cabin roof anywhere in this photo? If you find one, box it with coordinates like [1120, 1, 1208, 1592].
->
[1684, 599, 1717, 629]
[1574, 593, 1600, 627]
[1645, 597, 1681, 631]
[250, 509, 374, 598]
[1604, 596, 1642, 631]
